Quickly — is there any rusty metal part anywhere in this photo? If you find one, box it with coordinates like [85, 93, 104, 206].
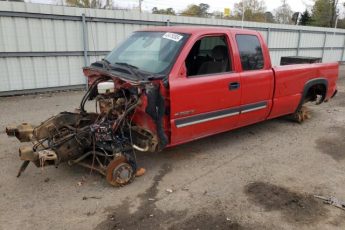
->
[19, 146, 38, 161]
[131, 126, 158, 152]
[132, 144, 149, 152]
[68, 151, 93, 166]
[17, 147, 58, 172]
[16, 161, 30, 177]
[53, 132, 91, 163]
[8, 86, 143, 182]
[33, 112, 95, 140]
[68, 151, 108, 176]
[6, 123, 34, 142]
[38, 150, 57, 162]
[76, 162, 107, 176]
[5, 125, 17, 136]
[106, 156, 134, 186]
[291, 106, 311, 123]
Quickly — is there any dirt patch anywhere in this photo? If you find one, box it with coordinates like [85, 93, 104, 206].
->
[316, 127, 345, 161]
[95, 164, 186, 230]
[332, 91, 345, 107]
[169, 212, 245, 230]
[96, 165, 248, 230]
[245, 182, 328, 224]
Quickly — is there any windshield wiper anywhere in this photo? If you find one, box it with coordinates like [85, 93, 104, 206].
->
[92, 60, 146, 81]
[115, 62, 165, 81]
[115, 62, 139, 69]
[112, 62, 145, 80]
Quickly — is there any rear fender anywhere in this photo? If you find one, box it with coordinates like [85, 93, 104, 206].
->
[296, 77, 328, 112]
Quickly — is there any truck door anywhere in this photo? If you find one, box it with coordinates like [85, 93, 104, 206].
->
[234, 34, 274, 127]
[169, 34, 241, 145]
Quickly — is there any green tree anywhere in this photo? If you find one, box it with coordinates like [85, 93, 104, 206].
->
[299, 9, 312, 25]
[152, 7, 176, 15]
[310, 0, 339, 27]
[274, 0, 293, 24]
[65, 0, 112, 9]
[233, 0, 267, 22]
[264, 11, 275, 23]
[181, 3, 210, 17]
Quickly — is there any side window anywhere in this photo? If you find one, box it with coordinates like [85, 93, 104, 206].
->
[185, 36, 232, 76]
[236, 35, 264, 71]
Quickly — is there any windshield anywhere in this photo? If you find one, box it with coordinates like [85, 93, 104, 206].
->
[105, 31, 188, 75]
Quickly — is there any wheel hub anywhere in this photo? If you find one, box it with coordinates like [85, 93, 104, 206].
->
[106, 156, 134, 186]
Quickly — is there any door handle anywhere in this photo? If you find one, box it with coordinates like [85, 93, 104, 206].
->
[229, 82, 240, 90]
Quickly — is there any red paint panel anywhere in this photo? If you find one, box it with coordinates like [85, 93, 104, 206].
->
[169, 72, 241, 144]
[238, 69, 274, 127]
[268, 94, 301, 119]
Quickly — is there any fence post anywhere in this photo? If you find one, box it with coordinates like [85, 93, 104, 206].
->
[297, 30, 301, 56]
[82, 13, 89, 67]
[267, 27, 270, 47]
[342, 34, 345, 61]
[321, 32, 327, 62]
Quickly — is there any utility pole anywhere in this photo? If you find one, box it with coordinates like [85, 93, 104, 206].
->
[331, 16, 339, 52]
[241, 0, 245, 29]
[139, 0, 143, 13]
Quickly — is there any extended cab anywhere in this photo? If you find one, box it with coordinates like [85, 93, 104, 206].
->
[7, 27, 338, 186]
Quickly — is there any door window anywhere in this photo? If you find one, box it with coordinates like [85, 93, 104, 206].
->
[236, 35, 264, 71]
[185, 36, 232, 76]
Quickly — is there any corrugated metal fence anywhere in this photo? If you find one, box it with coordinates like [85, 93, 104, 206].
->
[1, 2, 345, 95]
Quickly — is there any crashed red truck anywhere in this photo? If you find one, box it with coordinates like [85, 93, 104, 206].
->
[6, 27, 338, 186]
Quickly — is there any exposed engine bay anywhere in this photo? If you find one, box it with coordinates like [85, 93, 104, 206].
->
[6, 75, 167, 186]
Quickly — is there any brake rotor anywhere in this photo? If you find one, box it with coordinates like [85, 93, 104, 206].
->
[106, 155, 134, 186]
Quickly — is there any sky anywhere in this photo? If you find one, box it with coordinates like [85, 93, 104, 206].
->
[29, 0, 345, 15]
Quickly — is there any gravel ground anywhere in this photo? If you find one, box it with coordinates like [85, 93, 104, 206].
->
[0, 66, 344, 230]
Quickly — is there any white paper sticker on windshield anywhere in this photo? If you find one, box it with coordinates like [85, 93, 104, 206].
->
[162, 32, 183, 42]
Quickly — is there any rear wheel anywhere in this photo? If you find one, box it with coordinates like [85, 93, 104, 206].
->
[106, 155, 134, 186]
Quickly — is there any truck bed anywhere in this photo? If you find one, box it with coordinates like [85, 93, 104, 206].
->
[268, 62, 339, 119]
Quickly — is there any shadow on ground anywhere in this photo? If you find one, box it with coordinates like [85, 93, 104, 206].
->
[245, 181, 328, 224]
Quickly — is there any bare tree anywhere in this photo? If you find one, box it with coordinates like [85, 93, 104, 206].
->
[233, 0, 267, 22]
[65, 0, 113, 9]
[329, 0, 339, 27]
[274, 0, 293, 24]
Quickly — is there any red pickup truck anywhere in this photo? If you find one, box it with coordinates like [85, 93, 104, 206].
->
[7, 27, 338, 186]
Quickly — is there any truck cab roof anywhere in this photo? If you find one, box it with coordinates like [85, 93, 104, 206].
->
[140, 26, 260, 36]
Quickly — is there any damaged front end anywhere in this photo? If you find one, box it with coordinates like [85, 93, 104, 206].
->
[6, 70, 168, 186]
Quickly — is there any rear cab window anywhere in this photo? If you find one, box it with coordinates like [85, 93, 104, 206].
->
[235, 35, 264, 71]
